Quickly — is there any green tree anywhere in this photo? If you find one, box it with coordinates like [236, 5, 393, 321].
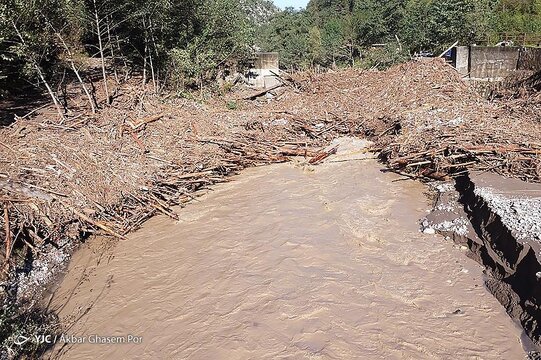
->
[258, 8, 310, 69]
[401, 0, 482, 52]
[428, 0, 476, 48]
[491, 0, 541, 43]
[307, 25, 324, 65]
[350, 0, 407, 46]
[168, 0, 255, 90]
[0, 0, 68, 113]
[400, 0, 433, 51]
[322, 17, 345, 66]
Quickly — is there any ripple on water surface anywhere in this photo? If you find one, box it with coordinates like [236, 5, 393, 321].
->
[50, 158, 526, 359]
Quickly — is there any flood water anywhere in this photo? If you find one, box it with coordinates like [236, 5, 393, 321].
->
[49, 142, 526, 359]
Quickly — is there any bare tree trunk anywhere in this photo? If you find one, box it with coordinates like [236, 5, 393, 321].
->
[52, 26, 97, 113]
[148, 18, 159, 93]
[142, 41, 148, 89]
[199, 74, 203, 99]
[106, 15, 119, 84]
[143, 16, 150, 89]
[148, 49, 156, 93]
[395, 34, 403, 52]
[93, 0, 110, 104]
[12, 21, 64, 120]
[142, 17, 148, 89]
[58, 68, 69, 111]
[115, 34, 130, 82]
[156, 67, 161, 93]
[70, 61, 97, 113]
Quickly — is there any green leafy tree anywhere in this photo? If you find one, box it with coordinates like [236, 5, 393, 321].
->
[491, 0, 541, 43]
[0, 0, 68, 113]
[168, 0, 255, 89]
[258, 8, 310, 69]
[322, 17, 345, 66]
[308, 25, 324, 65]
[400, 0, 482, 52]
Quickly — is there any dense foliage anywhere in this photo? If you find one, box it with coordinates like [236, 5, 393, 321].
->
[0, 0, 277, 99]
[0, 0, 540, 101]
[261, 0, 541, 70]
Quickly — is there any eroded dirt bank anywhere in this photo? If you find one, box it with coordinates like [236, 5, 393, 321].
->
[48, 147, 526, 359]
[456, 174, 541, 348]
[424, 172, 541, 353]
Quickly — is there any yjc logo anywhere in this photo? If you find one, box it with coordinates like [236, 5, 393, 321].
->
[12, 334, 56, 346]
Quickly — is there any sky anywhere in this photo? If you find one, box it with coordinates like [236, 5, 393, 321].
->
[272, 0, 309, 9]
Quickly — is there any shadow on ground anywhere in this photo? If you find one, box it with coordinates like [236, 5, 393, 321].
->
[1, 93, 50, 127]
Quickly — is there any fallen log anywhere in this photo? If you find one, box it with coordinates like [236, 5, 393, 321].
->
[243, 84, 283, 100]
[405, 160, 433, 168]
[176, 171, 213, 180]
[150, 202, 179, 221]
[129, 113, 165, 130]
[309, 145, 339, 165]
[278, 148, 318, 157]
[60, 201, 127, 240]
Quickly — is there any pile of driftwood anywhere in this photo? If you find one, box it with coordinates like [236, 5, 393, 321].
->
[487, 69, 541, 123]
[1, 57, 541, 299]
[0, 85, 355, 293]
[255, 58, 541, 183]
[380, 144, 541, 181]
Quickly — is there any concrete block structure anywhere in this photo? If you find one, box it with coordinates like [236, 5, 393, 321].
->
[452, 46, 470, 77]
[452, 45, 541, 81]
[469, 46, 520, 80]
[247, 52, 281, 89]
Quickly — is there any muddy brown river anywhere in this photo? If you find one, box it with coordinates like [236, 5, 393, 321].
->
[49, 142, 526, 359]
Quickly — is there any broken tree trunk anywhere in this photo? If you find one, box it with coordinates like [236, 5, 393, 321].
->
[309, 145, 339, 165]
[243, 83, 283, 100]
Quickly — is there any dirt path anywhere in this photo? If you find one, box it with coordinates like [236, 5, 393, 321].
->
[48, 143, 526, 359]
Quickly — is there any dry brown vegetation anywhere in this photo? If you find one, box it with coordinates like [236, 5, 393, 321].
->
[1, 58, 541, 297]
[281, 59, 541, 181]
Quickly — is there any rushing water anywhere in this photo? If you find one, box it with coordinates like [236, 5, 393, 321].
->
[49, 142, 526, 359]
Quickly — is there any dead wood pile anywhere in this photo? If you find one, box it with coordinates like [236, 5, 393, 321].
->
[1, 57, 540, 298]
[488, 69, 541, 123]
[256, 58, 541, 183]
[0, 84, 354, 296]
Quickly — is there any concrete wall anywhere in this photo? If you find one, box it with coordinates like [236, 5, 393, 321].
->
[453, 46, 470, 77]
[249, 52, 281, 89]
[255, 53, 279, 70]
[452, 46, 541, 80]
[469, 46, 520, 80]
